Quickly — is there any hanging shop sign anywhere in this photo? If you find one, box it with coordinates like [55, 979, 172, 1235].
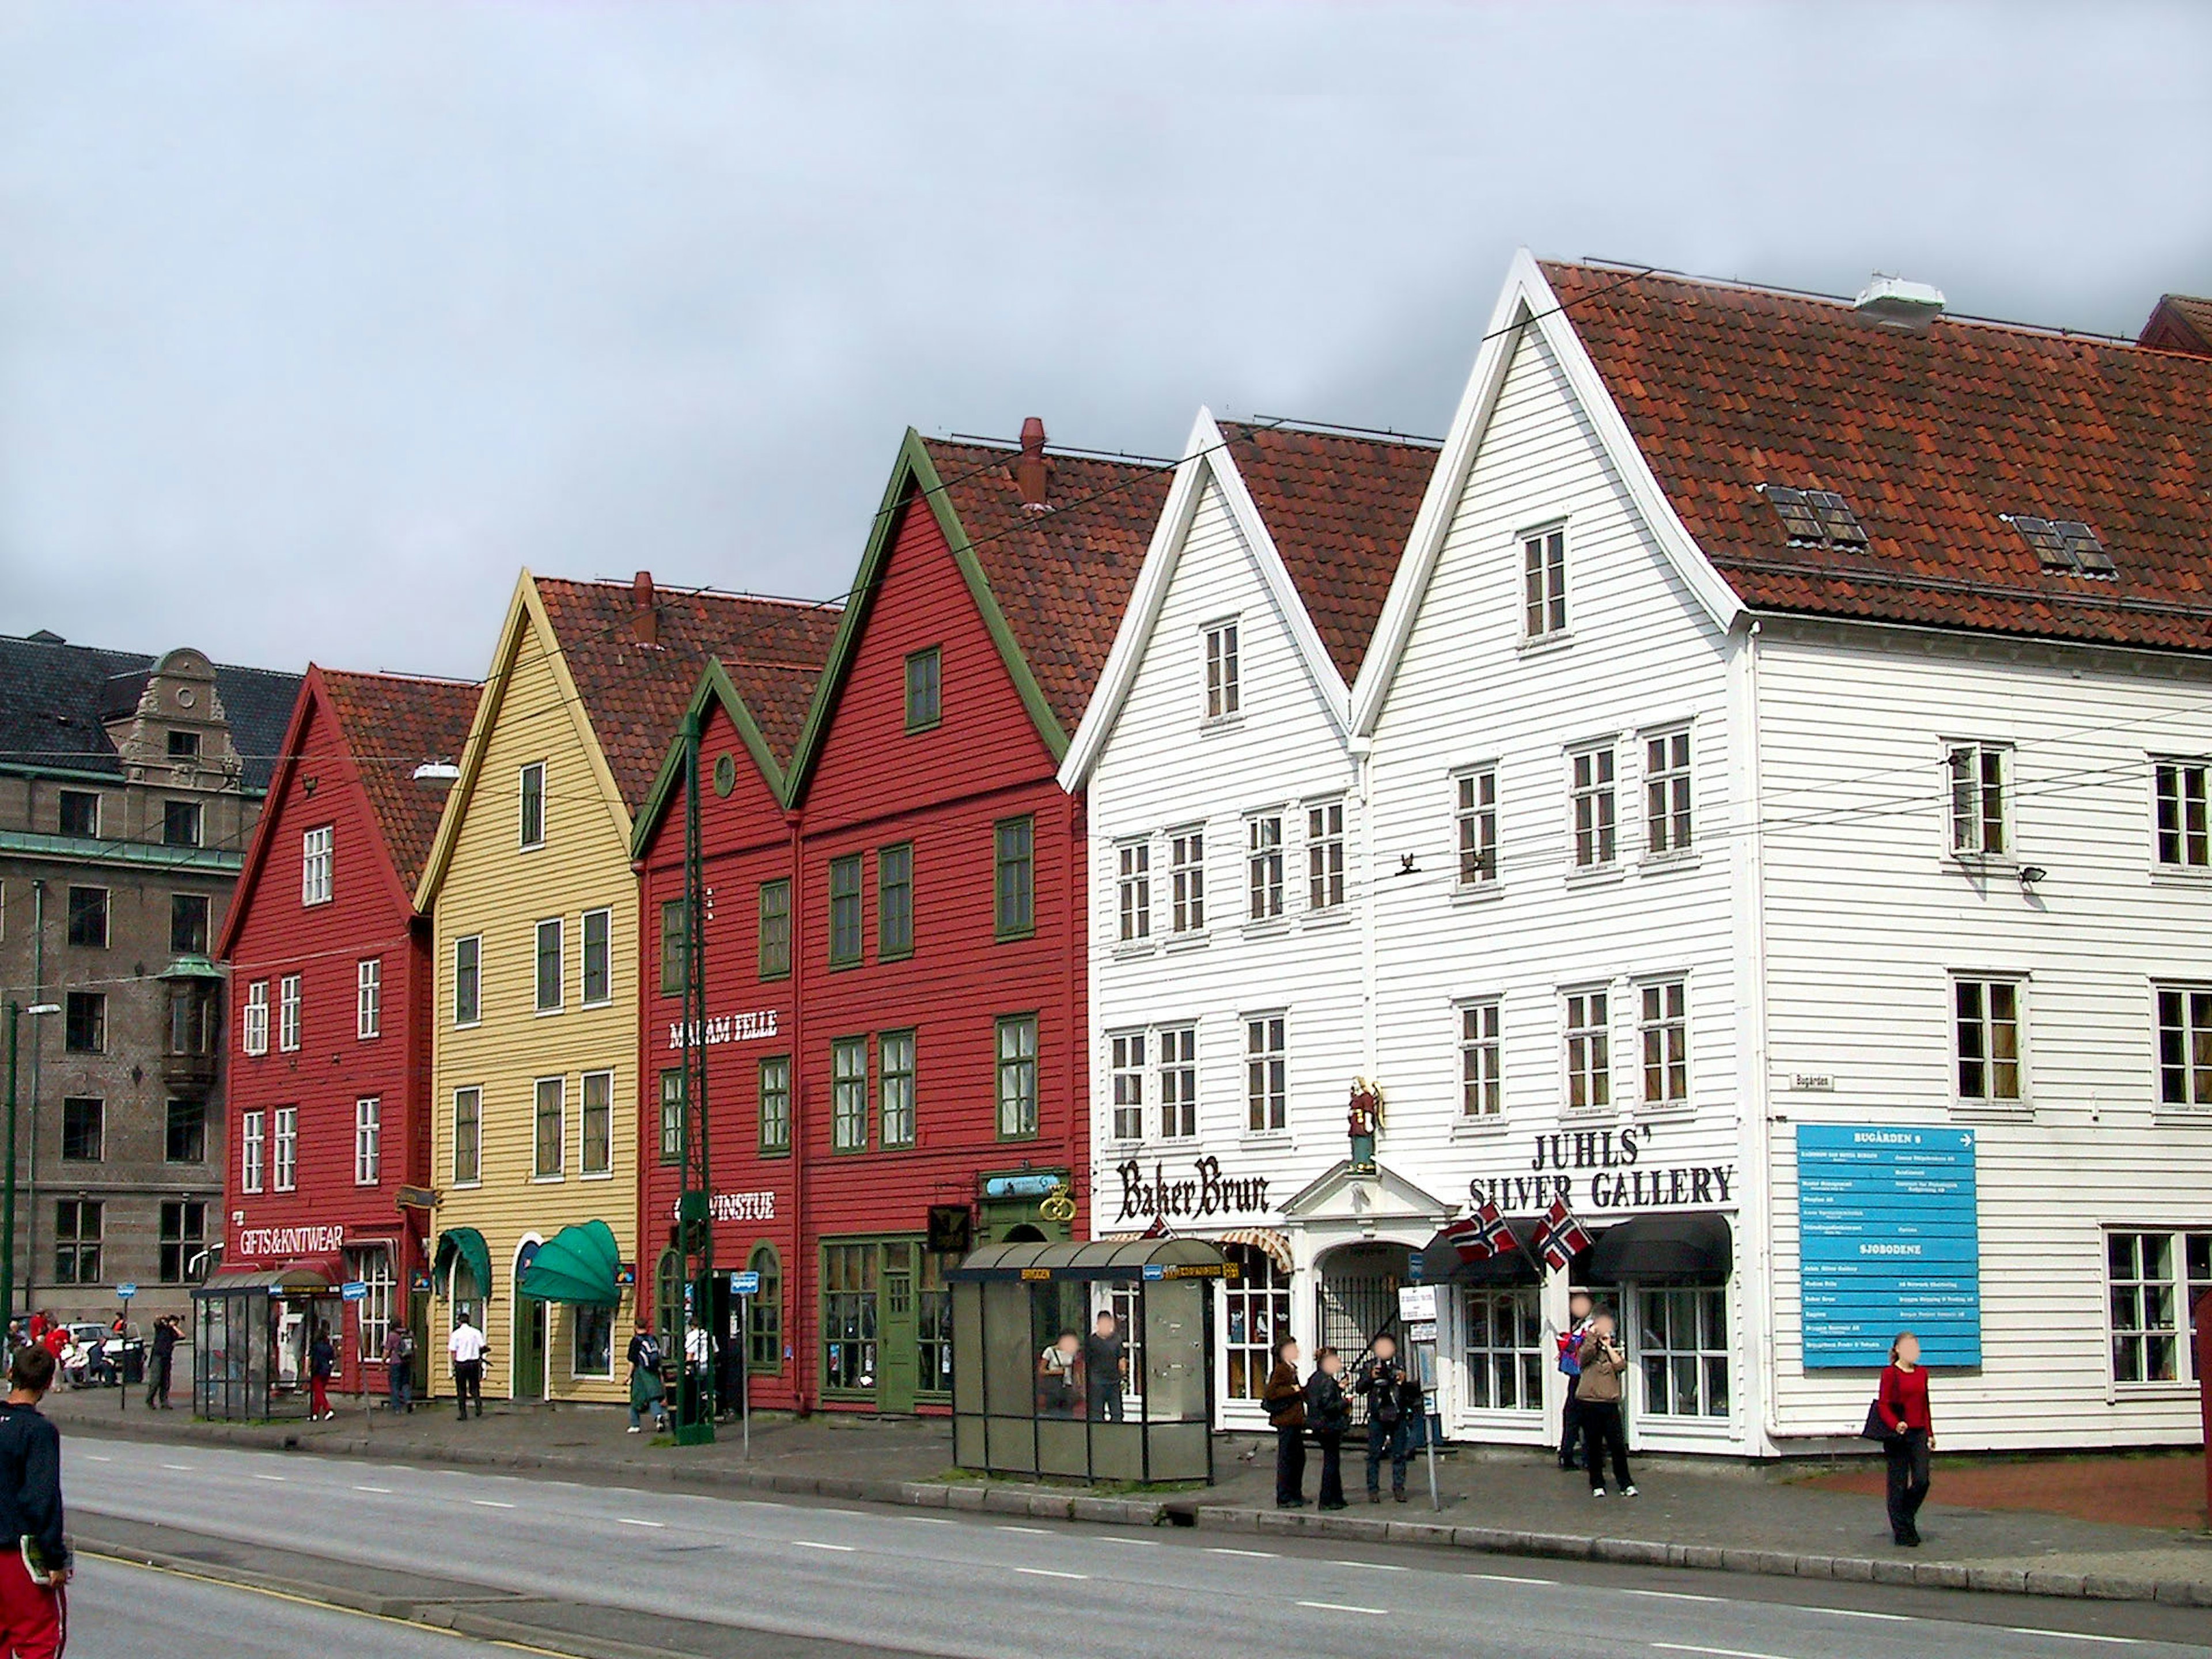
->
[1797, 1125, 1980, 1368]
[1111, 1156, 1271, 1225]
[665, 1009, 780, 1051]
[1467, 1127, 1735, 1214]
[236, 1223, 345, 1257]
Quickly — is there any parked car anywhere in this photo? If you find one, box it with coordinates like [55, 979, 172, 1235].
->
[61, 1321, 143, 1388]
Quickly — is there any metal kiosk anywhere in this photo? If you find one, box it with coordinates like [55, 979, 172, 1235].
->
[948, 1238, 1228, 1484]
[191, 1266, 342, 1420]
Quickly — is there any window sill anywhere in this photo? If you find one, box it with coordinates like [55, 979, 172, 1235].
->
[1634, 1101, 1696, 1122]
[1241, 1131, 1292, 1150]
[1945, 856, 2018, 878]
[1112, 940, 1159, 960]
[449, 1180, 482, 1192]
[1164, 932, 1211, 952]
[995, 930, 1037, 946]
[533, 1006, 565, 1018]
[1450, 882, 1505, 907]
[580, 1171, 614, 1182]
[581, 997, 615, 1011]
[757, 1147, 793, 1161]
[2148, 866, 2212, 888]
[759, 969, 793, 983]
[1518, 631, 1576, 658]
[1199, 715, 1245, 736]
[1242, 917, 1291, 938]
[530, 1174, 567, 1184]
[877, 950, 914, 966]
[2150, 1111, 2212, 1130]
[452, 1021, 483, 1032]
[1563, 865, 1625, 889]
[826, 959, 862, 972]
[1950, 1103, 2033, 1124]
[1639, 850, 1702, 876]
[1301, 908, 1353, 931]
[1450, 1116, 1510, 1140]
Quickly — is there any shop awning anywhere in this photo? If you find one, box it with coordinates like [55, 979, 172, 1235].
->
[1587, 1213, 1732, 1285]
[1417, 1222, 1540, 1286]
[516, 1219, 624, 1306]
[1217, 1227, 1293, 1272]
[195, 1266, 332, 1295]
[946, 1238, 1232, 1283]
[434, 1227, 493, 1301]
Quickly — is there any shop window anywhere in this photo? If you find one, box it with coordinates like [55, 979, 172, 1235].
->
[1637, 1287, 1729, 1418]
[821, 1243, 879, 1392]
[166, 1097, 207, 1164]
[54, 1199, 102, 1285]
[1220, 1243, 1289, 1402]
[345, 1244, 394, 1363]
[159, 1200, 206, 1285]
[171, 893, 211, 955]
[746, 1244, 783, 1375]
[62, 1097, 103, 1162]
[918, 1251, 953, 1395]
[2108, 1230, 2212, 1384]
[572, 1305, 614, 1378]
[1461, 1287, 1543, 1410]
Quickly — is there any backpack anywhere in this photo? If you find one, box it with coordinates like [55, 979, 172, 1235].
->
[397, 1328, 416, 1361]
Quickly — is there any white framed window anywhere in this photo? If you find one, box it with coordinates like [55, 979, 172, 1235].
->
[1462, 1287, 1543, 1410]
[1108, 1032, 1146, 1142]
[354, 1097, 381, 1185]
[356, 958, 382, 1039]
[272, 1106, 297, 1192]
[1116, 842, 1151, 944]
[1523, 526, 1566, 639]
[581, 1069, 613, 1176]
[242, 980, 270, 1056]
[301, 825, 333, 906]
[533, 1075, 565, 1177]
[278, 974, 301, 1052]
[581, 908, 612, 1005]
[1459, 998, 1502, 1119]
[1564, 987, 1610, 1112]
[1570, 744, 1617, 869]
[346, 1245, 395, 1367]
[1169, 828, 1206, 934]
[2106, 1230, 2211, 1384]
[1221, 1243, 1289, 1402]
[2153, 759, 2210, 869]
[996, 1015, 1039, 1140]
[1245, 1014, 1285, 1133]
[1203, 620, 1240, 721]
[1954, 975, 2024, 1107]
[1643, 728, 1692, 856]
[1158, 1025, 1197, 1139]
[453, 1086, 482, 1185]
[453, 934, 482, 1026]
[535, 917, 563, 1013]
[1455, 767, 1497, 888]
[1947, 741, 2010, 858]
[832, 1036, 869, 1152]
[878, 1031, 915, 1149]
[1638, 1287, 1729, 1418]
[1306, 800, 1344, 912]
[240, 1110, 264, 1194]
[2155, 984, 2212, 1112]
[520, 760, 547, 849]
[1246, 815, 1283, 921]
[1639, 978, 1688, 1107]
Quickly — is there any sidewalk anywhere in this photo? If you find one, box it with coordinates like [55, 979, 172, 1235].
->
[48, 1389, 2212, 1608]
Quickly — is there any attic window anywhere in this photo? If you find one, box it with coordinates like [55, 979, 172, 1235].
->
[1760, 486, 1868, 548]
[2005, 515, 2116, 578]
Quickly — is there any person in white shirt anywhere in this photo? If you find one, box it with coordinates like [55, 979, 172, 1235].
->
[448, 1315, 488, 1421]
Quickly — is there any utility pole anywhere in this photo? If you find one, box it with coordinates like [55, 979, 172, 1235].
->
[3, 1002, 60, 1334]
[673, 710, 715, 1444]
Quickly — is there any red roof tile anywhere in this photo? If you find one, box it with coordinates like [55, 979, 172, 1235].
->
[2139, 293, 2212, 358]
[1218, 422, 1435, 680]
[1543, 262, 2212, 654]
[533, 578, 842, 810]
[318, 671, 482, 894]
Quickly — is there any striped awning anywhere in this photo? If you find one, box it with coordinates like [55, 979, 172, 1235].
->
[1217, 1228, 1293, 1272]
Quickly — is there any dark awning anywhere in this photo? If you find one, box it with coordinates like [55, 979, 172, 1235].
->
[517, 1219, 623, 1307]
[946, 1237, 1231, 1283]
[1587, 1213, 1732, 1284]
[434, 1227, 493, 1301]
[194, 1266, 333, 1296]
[1418, 1221, 1540, 1286]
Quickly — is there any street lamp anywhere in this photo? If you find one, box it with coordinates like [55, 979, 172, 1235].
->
[3, 1001, 61, 1334]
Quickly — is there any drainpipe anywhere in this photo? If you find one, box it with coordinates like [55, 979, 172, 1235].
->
[1350, 735, 1375, 1079]
[786, 808, 809, 1414]
[1064, 790, 1084, 1236]
[25, 880, 45, 1320]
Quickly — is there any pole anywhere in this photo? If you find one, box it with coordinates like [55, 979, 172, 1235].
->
[1418, 1338, 1440, 1512]
[4, 1002, 19, 1335]
[674, 710, 714, 1444]
[2195, 1288, 2211, 1530]
[740, 1290, 751, 1460]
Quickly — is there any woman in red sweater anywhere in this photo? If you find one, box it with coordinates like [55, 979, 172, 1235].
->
[1877, 1331, 1935, 1547]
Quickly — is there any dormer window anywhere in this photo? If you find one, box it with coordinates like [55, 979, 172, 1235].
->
[1760, 486, 1868, 548]
[2004, 514, 2115, 577]
[167, 730, 200, 759]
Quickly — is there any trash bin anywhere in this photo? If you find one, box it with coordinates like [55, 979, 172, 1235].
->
[121, 1345, 145, 1387]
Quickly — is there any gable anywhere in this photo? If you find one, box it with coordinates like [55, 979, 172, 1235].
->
[631, 660, 804, 862]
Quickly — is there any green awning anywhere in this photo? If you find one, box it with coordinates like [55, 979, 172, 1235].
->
[434, 1228, 493, 1302]
[158, 953, 225, 981]
[517, 1219, 623, 1307]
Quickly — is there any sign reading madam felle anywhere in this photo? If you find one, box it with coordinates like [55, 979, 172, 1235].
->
[1467, 1127, 1736, 1214]
[666, 1009, 779, 1050]
[1113, 1156, 1270, 1224]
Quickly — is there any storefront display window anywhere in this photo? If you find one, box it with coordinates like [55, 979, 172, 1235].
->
[918, 1252, 955, 1394]
[823, 1243, 879, 1391]
[1638, 1287, 1728, 1417]
[1221, 1242, 1287, 1400]
[571, 1305, 614, 1378]
[1461, 1287, 1543, 1410]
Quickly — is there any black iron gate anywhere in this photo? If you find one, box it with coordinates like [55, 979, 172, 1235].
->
[1315, 1241, 1412, 1427]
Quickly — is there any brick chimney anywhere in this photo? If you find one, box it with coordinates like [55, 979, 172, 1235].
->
[631, 570, 658, 645]
[1014, 416, 1051, 513]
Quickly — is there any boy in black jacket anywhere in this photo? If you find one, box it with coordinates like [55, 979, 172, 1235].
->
[0, 1344, 68, 1658]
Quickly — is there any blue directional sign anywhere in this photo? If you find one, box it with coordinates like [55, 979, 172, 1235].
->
[1797, 1125, 1980, 1368]
[730, 1271, 760, 1296]
[340, 1281, 369, 1302]
[116, 1283, 138, 1300]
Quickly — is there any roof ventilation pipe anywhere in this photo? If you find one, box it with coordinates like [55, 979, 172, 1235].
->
[1853, 274, 1946, 332]
[631, 570, 659, 645]
[1014, 417, 1051, 513]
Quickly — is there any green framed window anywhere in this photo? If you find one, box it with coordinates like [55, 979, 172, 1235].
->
[759, 880, 791, 979]
[880, 1029, 916, 1148]
[878, 842, 913, 960]
[996, 1014, 1038, 1139]
[746, 1243, 783, 1374]
[994, 816, 1034, 939]
[660, 900, 687, 997]
[658, 1068, 684, 1165]
[828, 856, 863, 967]
[758, 1055, 791, 1154]
[831, 1037, 868, 1152]
[904, 646, 941, 732]
[821, 1243, 878, 1392]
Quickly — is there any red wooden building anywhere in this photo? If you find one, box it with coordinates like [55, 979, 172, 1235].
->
[216, 668, 479, 1394]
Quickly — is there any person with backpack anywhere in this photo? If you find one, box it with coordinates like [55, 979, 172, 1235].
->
[1262, 1336, 1306, 1509]
[1555, 1289, 1594, 1471]
[0, 1345, 70, 1658]
[383, 1321, 416, 1414]
[626, 1320, 668, 1434]
[1354, 1334, 1411, 1503]
[1303, 1346, 1351, 1511]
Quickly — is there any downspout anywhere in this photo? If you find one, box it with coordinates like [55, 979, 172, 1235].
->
[786, 808, 809, 1414]
[1064, 789, 1084, 1236]
[25, 880, 44, 1320]
[1350, 735, 1375, 1079]
[1737, 620, 1790, 1452]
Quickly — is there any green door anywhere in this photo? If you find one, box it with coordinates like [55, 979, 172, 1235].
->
[877, 1241, 917, 1413]
[513, 1297, 547, 1400]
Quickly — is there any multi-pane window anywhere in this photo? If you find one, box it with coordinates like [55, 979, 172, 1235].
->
[1246, 815, 1283, 921]
[54, 1200, 102, 1285]
[1955, 977, 2024, 1105]
[58, 790, 99, 838]
[758, 880, 791, 979]
[169, 981, 217, 1059]
[2156, 984, 2212, 1111]
[581, 1070, 612, 1176]
[759, 1055, 792, 1153]
[241, 1110, 265, 1193]
[828, 856, 863, 966]
[997, 1014, 1039, 1139]
[519, 761, 546, 849]
[2107, 1230, 2212, 1384]
[1565, 988, 1610, 1112]
[273, 1106, 298, 1192]
[1221, 1244, 1287, 1401]
[831, 1037, 869, 1152]
[1645, 729, 1692, 855]
[880, 1030, 916, 1148]
[452, 1088, 481, 1184]
[1116, 842, 1152, 943]
[2153, 760, 2210, 869]
[658, 1068, 685, 1165]
[1245, 1015, 1286, 1132]
[533, 1077, 565, 1178]
[821, 1243, 878, 1392]
[278, 974, 301, 1051]
[170, 892, 211, 955]
[243, 980, 270, 1055]
[1639, 979, 1689, 1106]
[573, 1304, 615, 1379]
[159, 1200, 206, 1285]
[994, 817, 1034, 938]
[1306, 801, 1344, 911]
[163, 800, 203, 849]
[747, 1244, 783, 1374]
[357, 957, 382, 1038]
[1639, 1288, 1729, 1417]
[165, 1097, 206, 1163]
[581, 908, 612, 1005]
[660, 899, 688, 994]
[347, 1245, 396, 1367]
[355, 1097, 382, 1184]
[1948, 743, 2009, 858]
[1158, 1025, 1198, 1139]
[535, 918, 564, 1012]
[453, 935, 481, 1025]
[66, 885, 107, 949]
[1456, 768, 1498, 887]
[301, 825, 334, 905]
[1109, 1032, 1146, 1141]
[65, 991, 105, 1054]
[1460, 999, 1502, 1119]
[1170, 828, 1206, 933]
[61, 1097, 103, 1162]
[1462, 1288, 1544, 1410]
[904, 646, 941, 732]
[918, 1251, 953, 1395]
[878, 843, 914, 960]
[1524, 528, 1567, 638]
[1570, 745, 1617, 869]
[1204, 620, 1241, 721]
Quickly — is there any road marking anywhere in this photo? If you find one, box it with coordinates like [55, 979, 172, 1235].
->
[84, 1456, 112, 1463]
[1331, 1559, 1407, 1571]
[1622, 1590, 1726, 1604]
[994, 1524, 1049, 1535]
[1297, 1600, 1388, 1616]
[1097, 1536, 1159, 1546]
[615, 1518, 664, 1529]
[468, 1499, 515, 1509]
[903, 1516, 955, 1525]
[1805, 1607, 1912, 1623]
[1652, 1646, 1796, 1659]
[1206, 1547, 1277, 1558]
[1468, 1572, 1556, 1585]
[161, 1464, 194, 1471]
[252, 1474, 287, 1483]
[1015, 1567, 1089, 1580]
[351, 1486, 392, 1494]
[793, 1540, 855, 1553]
[2002, 1633, 2144, 1648]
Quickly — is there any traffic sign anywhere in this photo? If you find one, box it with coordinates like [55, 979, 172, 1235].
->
[340, 1281, 369, 1302]
[730, 1271, 760, 1296]
[116, 1283, 137, 1300]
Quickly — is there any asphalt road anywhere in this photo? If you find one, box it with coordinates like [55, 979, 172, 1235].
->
[65, 1441, 2212, 1659]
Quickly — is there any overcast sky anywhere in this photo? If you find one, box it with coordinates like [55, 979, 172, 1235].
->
[3, 2, 2207, 681]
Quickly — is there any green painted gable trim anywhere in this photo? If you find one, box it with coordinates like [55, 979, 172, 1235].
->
[0, 828, 244, 873]
[630, 659, 791, 860]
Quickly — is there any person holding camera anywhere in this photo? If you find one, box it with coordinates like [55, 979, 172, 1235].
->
[1574, 1309, 1635, 1498]
[1354, 1333, 1411, 1503]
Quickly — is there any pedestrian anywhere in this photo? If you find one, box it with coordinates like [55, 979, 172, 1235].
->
[1034, 1331, 1083, 1418]
[1083, 1310, 1127, 1422]
[1263, 1336, 1306, 1509]
[626, 1320, 668, 1434]
[146, 1315, 180, 1409]
[1574, 1309, 1635, 1498]
[1876, 1331, 1934, 1547]
[448, 1312, 487, 1420]
[1354, 1333, 1411, 1503]
[307, 1320, 336, 1420]
[382, 1320, 415, 1414]
[684, 1321, 714, 1417]
[1304, 1346, 1350, 1510]
[0, 1345, 70, 1659]
[1556, 1289, 1593, 1471]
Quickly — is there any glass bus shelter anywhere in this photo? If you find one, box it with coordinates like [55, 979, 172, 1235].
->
[192, 1266, 342, 1421]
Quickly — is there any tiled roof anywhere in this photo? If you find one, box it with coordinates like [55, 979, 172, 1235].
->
[319, 670, 482, 892]
[918, 439, 1172, 733]
[1544, 262, 2212, 654]
[532, 578, 842, 809]
[1218, 422, 1436, 681]
[2139, 293, 2212, 358]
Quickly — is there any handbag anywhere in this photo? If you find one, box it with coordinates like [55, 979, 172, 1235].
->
[1861, 1397, 1899, 1442]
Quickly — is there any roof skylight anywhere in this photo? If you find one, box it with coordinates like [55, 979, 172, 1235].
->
[2005, 515, 2116, 578]
[1760, 485, 1869, 548]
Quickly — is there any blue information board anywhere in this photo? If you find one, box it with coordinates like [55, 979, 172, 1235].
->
[1797, 1125, 1980, 1368]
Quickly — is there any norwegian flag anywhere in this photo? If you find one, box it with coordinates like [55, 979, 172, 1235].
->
[1444, 1199, 1511, 1264]
[1531, 1195, 1593, 1272]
